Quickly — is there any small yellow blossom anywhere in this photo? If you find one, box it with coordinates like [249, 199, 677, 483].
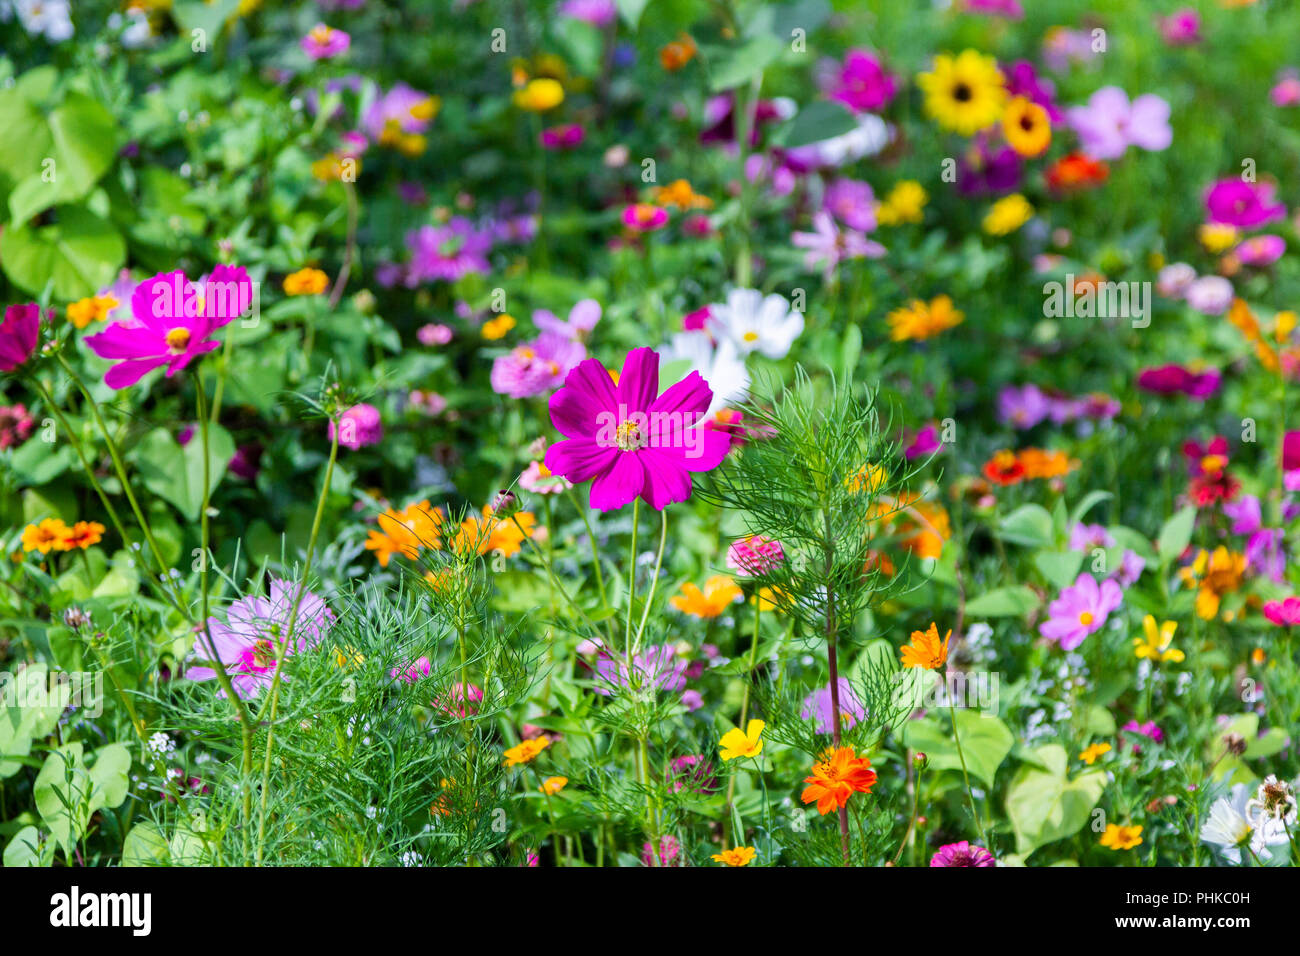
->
[718, 719, 764, 761]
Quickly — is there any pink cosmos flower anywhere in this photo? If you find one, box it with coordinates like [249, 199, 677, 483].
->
[1184, 276, 1234, 315]
[434, 682, 484, 718]
[792, 210, 885, 280]
[823, 178, 878, 232]
[1271, 70, 1300, 107]
[417, 323, 454, 346]
[962, 0, 1022, 19]
[623, 204, 668, 232]
[666, 755, 718, 795]
[825, 49, 897, 113]
[558, 0, 616, 27]
[406, 218, 492, 284]
[519, 460, 572, 494]
[543, 347, 730, 512]
[725, 534, 785, 576]
[1237, 235, 1286, 267]
[490, 332, 586, 399]
[533, 299, 601, 341]
[682, 306, 711, 331]
[1039, 572, 1123, 650]
[1204, 179, 1286, 229]
[930, 841, 996, 867]
[801, 678, 866, 734]
[363, 82, 437, 143]
[1066, 87, 1172, 160]
[1263, 597, 1300, 627]
[390, 656, 432, 683]
[1137, 364, 1220, 399]
[0, 403, 34, 450]
[84, 267, 252, 389]
[1121, 719, 1164, 751]
[642, 834, 682, 867]
[904, 424, 944, 460]
[301, 24, 350, 59]
[330, 403, 383, 449]
[1157, 9, 1200, 46]
[0, 303, 42, 372]
[593, 644, 688, 696]
[187, 579, 335, 699]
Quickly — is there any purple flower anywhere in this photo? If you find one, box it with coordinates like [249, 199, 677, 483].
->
[904, 424, 944, 460]
[1204, 179, 1286, 229]
[1157, 9, 1200, 47]
[825, 49, 897, 113]
[1040, 572, 1123, 650]
[1237, 235, 1286, 267]
[540, 123, 585, 150]
[998, 384, 1050, 429]
[791, 210, 885, 279]
[956, 139, 1022, 197]
[187, 579, 335, 699]
[930, 841, 996, 866]
[1223, 495, 1262, 535]
[301, 24, 350, 60]
[558, 0, 616, 27]
[362, 82, 438, 144]
[1069, 523, 1114, 552]
[406, 218, 492, 284]
[1005, 60, 1061, 121]
[0, 303, 42, 373]
[666, 755, 718, 794]
[417, 323, 454, 346]
[390, 657, 432, 683]
[823, 178, 877, 232]
[490, 332, 586, 399]
[1114, 549, 1146, 587]
[533, 299, 601, 341]
[1245, 529, 1285, 583]
[1066, 87, 1172, 160]
[801, 678, 866, 734]
[330, 403, 383, 450]
[593, 644, 688, 696]
[1121, 719, 1164, 750]
[0, 403, 34, 450]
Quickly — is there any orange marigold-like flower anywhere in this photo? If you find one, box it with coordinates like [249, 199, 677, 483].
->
[1017, 447, 1078, 480]
[800, 746, 877, 816]
[59, 521, 106, 551]
[503, 736, 550, 767]
[452, 506, 538, 557]
[982, 450, 1025, 486]
[900, 622, 951, 670]
[670, 575, 742, 618]
[659, 33, 698, 71]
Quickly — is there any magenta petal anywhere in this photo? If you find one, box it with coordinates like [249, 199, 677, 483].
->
[545, 437, 619, 483]
[589, 451, 644, 512]
[638, 449, 693, 509]
[649, 369, 713, 421]
[104, 357, 168, 389]
[616, 347, 659, 415]
[84, 324, 163, 360]
[549, 357, 618, 438]
[132, 270, 187, 330]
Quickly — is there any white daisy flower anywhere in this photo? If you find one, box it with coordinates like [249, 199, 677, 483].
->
[707, 288, 805, 360]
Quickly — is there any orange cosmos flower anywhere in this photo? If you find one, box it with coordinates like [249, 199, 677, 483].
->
[283, 267, 330, 296]
[800, 746, 877, 816]
[895, 493, 951, 560]
[653, 178, 712, 210]
[451, 506, 538, 557]
[503, 736, 550, 767]
[659, 33, 698, 71]
[670, 575, 742, 618]
[900, 622, 951, 670]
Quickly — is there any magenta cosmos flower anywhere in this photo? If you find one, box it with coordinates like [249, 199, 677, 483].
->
[1137, 364, 1220, 399]
[329, 403, 383, 449]
[405, 218, 492, 284]
[825, 49, 897, 113]
[84, 266, 252, 389]
[623, 204, 668, 232]
[302, 24, 350, 59]
[1263, 597, 1300, 627]
[1039, 572, 1123, 650]
[930, 841, 996, 867]
[726, 534, 785, 576]
[1204, 179, 1286, 229]
[1066, 87, 1172, 160]
[540, 123, 585, 150]
[0, 302, 42, 372]
[543, 347, 730, 512]
[187, 579, 335, 699]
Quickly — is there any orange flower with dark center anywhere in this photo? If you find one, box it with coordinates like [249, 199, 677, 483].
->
[800, 746, 877, 815]
[59, 521, 106, 551]
[982, 449, 1025, 485]
[900, 622, 951, 670]
[1045, 152, 1109, 193]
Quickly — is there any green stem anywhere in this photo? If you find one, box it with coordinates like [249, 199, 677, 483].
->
[948, 697, 987, 848]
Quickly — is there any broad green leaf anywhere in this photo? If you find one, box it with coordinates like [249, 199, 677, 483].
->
[903, 709, 1013, 789]
[997, 504, 1054, 548]
[964, 586, 1038, 618]
[1004, 744, 1107, 855]
[1034, 550, 1084, 591]
[1156, 506, 1196, 566]
[0, 204, 126, 300]
[777, 100, 859, 148]
[123, 822, 171, 867]
[133, 425, 236, 520]
[2, 826, 54, 867]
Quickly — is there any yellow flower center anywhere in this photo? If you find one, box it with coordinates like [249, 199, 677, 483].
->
[1079, 611, 1094, 627]
[165, 327, 191, 352]
[615, 420, 645, 451]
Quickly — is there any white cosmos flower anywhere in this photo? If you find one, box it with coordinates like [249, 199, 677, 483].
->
[707, 288, 804, 360]
[14, 0, 73, 42]
[658, 331, 749, 417]
[1200, 782, 1289, 864]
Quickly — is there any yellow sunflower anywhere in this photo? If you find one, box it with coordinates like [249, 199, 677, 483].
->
[917, 50, 1005, 136]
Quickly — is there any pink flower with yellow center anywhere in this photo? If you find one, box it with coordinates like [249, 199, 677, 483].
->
[622, 203, 669, 232]
[302, 24, 351, 60]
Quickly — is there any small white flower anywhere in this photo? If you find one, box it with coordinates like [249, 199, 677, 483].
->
[1200, 783, 1287, 864]
[707, 288, 804, 360]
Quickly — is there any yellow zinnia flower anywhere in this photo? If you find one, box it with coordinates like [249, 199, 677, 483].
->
[513, 78, 564, 112]
[21, 518, 71, 555]
[887, 294, 965, 342]
[284, 267, 330, 296]
[503, 737, 550, 767]
[1099, 823, 1143, 850]
[482, 314, 516, 339]
[875, 180, 928, 226]
[710, 846, 756, 866]
[1078, 742, 1111, 765]
[539, 776, 568, 795]
[983, 194, 1034, 236]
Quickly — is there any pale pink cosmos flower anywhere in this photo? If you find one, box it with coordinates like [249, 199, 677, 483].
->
[1039, 572, 1123, 650]
[390, 657, 432, 683]
[792, 210, 885, 279]
[330, 403, 383, 449]
[1066, 87, 1172, 160]
[519, 460, 572, 494]
[726, 535, 785, 576]
[490, 332, 586, 399]
[302, 24, 350, 59]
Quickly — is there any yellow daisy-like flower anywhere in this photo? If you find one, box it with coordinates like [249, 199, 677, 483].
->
[283, 267, 330, 296]
[1099, 823, 1143, 850]
[887, 295, 964, 342]
[1002, 96, 1051, 157]
[539, 775, 568, 795]
[67, 294, 119, 329]
[718, 719, 764, 761]
[983, 194, 1034, 236]
[710, 846, 756, 867]
[670, 575, 742, 619]
[1133, 615, 1184, 663]
[513, 78, 564, 112]
[503, 737, 550, 767]
[333, 645, 366, 671]
[653, 179, 712, 210]
[21, 518, 70, 555]
[875, 180, 928, 226]
[917, 50, 1006, 136]
[1198, 223, 1238, 254]
[1078, 742, 1111, 765]
[482, 314, 517, 340]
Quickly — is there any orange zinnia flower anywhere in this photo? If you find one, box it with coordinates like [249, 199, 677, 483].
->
[670, 575, 742, 618]
[1045, 152, 1108, 193]
[982, 450, 1025, 486]
[800, 746, 877, 816]
[1017, 447, 1078, 480]
[59, 521, 106, 551]
[900, 622, 951, 670]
